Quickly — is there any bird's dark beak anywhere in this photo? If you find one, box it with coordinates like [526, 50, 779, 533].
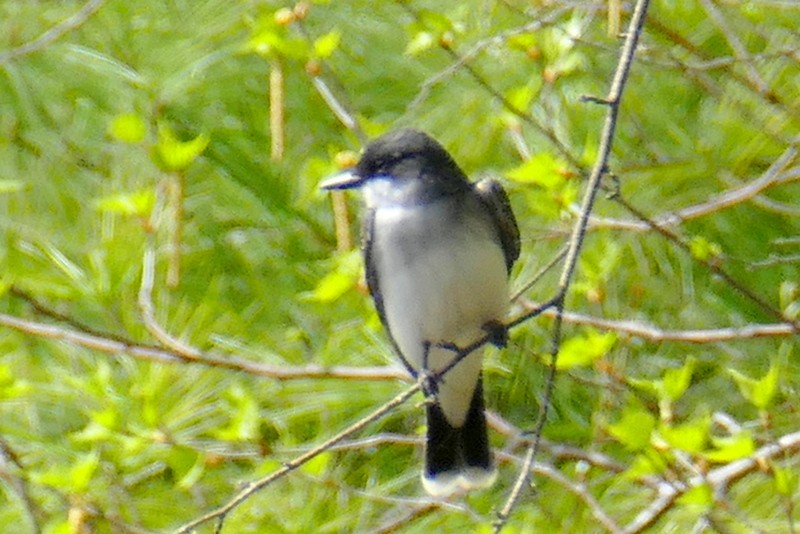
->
[319, 170, 364, 190]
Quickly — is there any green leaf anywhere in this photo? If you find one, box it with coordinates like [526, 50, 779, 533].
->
[703, 432, 755, 463]
[95, 189, 155, 216]
[505, 85, 537, 112]
[416, 9, 453, 33]
[662, 357, 695, 402]
[70, 451, 101, 493]
[506, 152, 568, 189]
[779, 281, 798, 309]
[247, 25, 309, 59]
[607, 406, 656, 450]
[313, 30, 341, 58]
[166, 447, 201, 487]
[0, 179, 25, 193]
[677, 483, 713, 509]
[774, 466, 798, 496]
[658, 416, 710, 454]
[301, 451, 331, 476]
[729, 364, 780, 409]
[153, 124, 209, 172]
[554, 330, 616, 369]
[72, 407, 119, 443]
[0, 363, 31, 399]
[405, 31, 435, 55]
[779, 281, 799, 319]
[213, 384, 260, 441]
[624, 449, 668, 479]
[71, 420, 113, 443]
[689, 236, 722, 261]
[305, 250, 362, 302]
[108, 112, 147, 143]
[627, 376, 660, 397]
[178, 454, 206, 490]
[507, 33, 537, 51]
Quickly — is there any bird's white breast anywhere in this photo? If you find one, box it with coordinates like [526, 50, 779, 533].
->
[370, 194, 508, 425]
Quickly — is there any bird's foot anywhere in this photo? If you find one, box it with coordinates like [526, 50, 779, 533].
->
[418, 369, 440, 398]
[482, 319, 509, 348]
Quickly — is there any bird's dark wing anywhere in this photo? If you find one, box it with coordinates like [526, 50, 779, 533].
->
[363, 210, 417, 376]
[363, 209, 387, 328]
[474, 178, 520, 272]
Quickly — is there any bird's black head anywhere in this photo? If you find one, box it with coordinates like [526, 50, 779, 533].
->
[320, 129, 469, 201]
[357, 129, 466, 183]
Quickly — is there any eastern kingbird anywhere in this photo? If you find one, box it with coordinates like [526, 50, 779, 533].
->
[321, 129, 520, 496]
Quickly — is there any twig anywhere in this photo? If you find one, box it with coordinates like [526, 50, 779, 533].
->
[646, 17, 790, 115]
[699, 0, 771, 98]
[0, 437, 41, 534]
[138, 246, 200, 357]
[310, 75, 367, 144]
[624, 430, 800, 534]
[397, 2, 579, 170]
[269, 58, 285, 161]
[171, 383, 421, 534]
[9, 286, 139, 345]
[0, 311, 407, 381]
[521, 459, 623, 534]
[0, 0, 106, 65]
[523, 300, 798, 342]
[375, 504, 442, 534]
[406, 6, 575, 112]
[510, 245, 568, 302]
[582, 148, 798, 232]
[295, 20, 368, 144]
[166, 172, 184, 288]
[750, 254, 800, 268]
[495, 0, 652, 530]
[611, 194, 800, 331]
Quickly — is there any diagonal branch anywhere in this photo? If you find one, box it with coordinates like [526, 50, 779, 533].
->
[0, 0, 106, 65]
[0, 311, 406, 381]
[495, 0, 652, 530]
[171, 383, 421, 534]
[582, 148, 798, 232]
[522, 299, 799, 343]
[624, 430, 800, 534]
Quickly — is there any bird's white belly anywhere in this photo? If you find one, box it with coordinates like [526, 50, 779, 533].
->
[373, 200, 508, 425]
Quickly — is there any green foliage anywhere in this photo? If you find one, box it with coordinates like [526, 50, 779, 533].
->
[729, 363, 780, 410]
[153, 123, 210, 172]
[607, 404, 656, 451]
[552, 329, 616, 369]
[0, 0, 798, 532]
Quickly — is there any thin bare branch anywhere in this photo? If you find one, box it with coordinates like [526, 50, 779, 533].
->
[611, 194, 800, 331]
[699, 0, 771, 97]
[310, 75, 367, 144]
[0, 311, 406, 381]
[407, 6, 575, 112]
[522, 300, 798, 342]
[138, 246, 202, 358]
[295, 20, 368, 144]
[583, 148, 798, 232]
[171, 383, 421, 534]
[526, 460, 622, 534]
[495, 1, 652, 530]
[0, 437, 41, 534]
[624, 430, 800, 534]
[269, 58, 285, 161]
[397, 1, 579, 169]
[0, 0, 106, 65]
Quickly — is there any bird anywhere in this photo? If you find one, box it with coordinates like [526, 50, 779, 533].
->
[321, 129, 520, 496]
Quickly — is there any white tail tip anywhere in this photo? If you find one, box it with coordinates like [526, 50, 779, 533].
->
[422, 466, 497, 497]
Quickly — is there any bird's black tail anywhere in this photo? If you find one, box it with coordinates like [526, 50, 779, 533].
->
[422, 378, 496, 496]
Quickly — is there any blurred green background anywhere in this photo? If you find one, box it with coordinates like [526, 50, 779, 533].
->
[1, 0, 798, 532]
